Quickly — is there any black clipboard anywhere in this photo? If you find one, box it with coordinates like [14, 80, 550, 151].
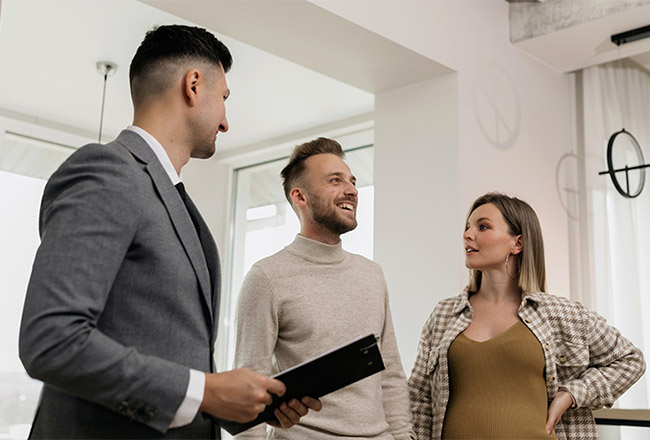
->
[212, 333, 385, 435]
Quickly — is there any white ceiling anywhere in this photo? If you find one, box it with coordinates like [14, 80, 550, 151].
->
[3, 0, 650, 157]
[0, 0, 374, 152]
[141, 0, 451, 94]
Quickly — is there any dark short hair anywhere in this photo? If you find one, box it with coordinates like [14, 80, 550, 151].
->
[280, 137, 345, 203]
[129, 25, 232, 103]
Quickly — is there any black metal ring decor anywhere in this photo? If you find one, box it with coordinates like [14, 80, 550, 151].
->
[598, 129, 649, 198]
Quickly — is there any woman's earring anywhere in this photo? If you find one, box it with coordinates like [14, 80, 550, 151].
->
[505, 253, 517, 279]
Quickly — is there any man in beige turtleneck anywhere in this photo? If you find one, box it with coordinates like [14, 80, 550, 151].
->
[234, 137, 413, 439]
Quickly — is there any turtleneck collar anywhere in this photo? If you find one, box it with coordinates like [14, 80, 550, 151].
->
[287, 234, 346, 264]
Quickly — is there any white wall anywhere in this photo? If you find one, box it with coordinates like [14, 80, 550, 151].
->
[184, 159, 232, 254]
[374, 75, 460, 372]
[183, 157, 234, 359]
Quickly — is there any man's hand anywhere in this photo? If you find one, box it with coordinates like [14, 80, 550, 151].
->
[200, 368, 286, 422]
[545, 390, 574, 435]
[267, 397, 323, 429]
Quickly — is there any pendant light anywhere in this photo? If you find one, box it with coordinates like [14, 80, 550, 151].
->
[96, 61, 118, 143]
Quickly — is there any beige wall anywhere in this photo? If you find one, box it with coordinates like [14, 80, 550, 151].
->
[374, 74, 460, 372]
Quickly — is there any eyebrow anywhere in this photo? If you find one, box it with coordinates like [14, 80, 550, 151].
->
[327, 171, 356, 181]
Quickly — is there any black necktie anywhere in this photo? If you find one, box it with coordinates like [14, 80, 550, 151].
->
[175, 182, 216, 292]
[176, 182, 199, 235]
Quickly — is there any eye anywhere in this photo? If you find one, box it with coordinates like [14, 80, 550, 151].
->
[330, 177, 340, 183]
[479, 224, 488, 231]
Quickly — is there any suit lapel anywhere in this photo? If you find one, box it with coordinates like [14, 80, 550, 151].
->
[153, 171, 213, 317]
[183, 194, 221, 330]
[115, 131, 213, 318]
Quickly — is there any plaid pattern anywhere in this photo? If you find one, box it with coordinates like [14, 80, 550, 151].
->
[408, 290, 646, 439]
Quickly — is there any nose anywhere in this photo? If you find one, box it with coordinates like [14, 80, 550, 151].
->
[345, 180, 358, 197]
[219, 115, 229, 133]
[463, 227, 473, 241]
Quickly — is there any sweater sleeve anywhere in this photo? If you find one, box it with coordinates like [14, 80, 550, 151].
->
[233, 264, 279, 440]
[408, 310, 436, 439]
[559, 306, 646, 409]
[379, 280, 415, 439]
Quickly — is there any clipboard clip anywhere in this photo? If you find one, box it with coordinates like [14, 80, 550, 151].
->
[360, 334, 381, 353]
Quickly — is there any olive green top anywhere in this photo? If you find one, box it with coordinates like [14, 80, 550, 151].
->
[442, 320, 557, 439]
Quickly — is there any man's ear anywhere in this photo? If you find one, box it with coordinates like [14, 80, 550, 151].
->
[184, 69, 201, 106]
[512, 235, 523, 255]
[290, 187, 307, 208]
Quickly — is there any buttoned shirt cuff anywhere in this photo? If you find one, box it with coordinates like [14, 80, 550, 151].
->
[169, 369, 205, 428]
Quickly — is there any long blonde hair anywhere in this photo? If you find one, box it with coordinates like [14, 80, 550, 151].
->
[466, 193, 547, 294]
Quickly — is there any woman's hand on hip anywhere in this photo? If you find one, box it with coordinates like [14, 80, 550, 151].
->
[545, 390, 574, 435]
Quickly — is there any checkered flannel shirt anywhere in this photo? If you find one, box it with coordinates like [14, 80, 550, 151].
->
[408, 290, 646, 439]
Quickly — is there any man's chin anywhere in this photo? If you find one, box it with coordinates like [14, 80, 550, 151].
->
[312, 210, 358, 235]
[191, 146, 216, 159]
[338, 220, 358, 235]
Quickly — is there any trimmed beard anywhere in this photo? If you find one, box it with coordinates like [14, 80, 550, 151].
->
[308, 191, 357, 236]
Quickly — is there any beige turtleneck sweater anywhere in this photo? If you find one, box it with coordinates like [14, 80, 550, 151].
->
[234, 234, 414, 439]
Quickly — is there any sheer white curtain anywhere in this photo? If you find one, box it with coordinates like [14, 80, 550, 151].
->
[578, 59, 650, 414]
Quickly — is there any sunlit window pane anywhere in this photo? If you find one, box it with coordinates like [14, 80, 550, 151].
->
[0, 171, 46, 440]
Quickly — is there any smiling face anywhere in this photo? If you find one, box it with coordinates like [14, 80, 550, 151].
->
[463, 202, 520, 272]
[301, 153, 358, 238]
[188, 63, 230, 159]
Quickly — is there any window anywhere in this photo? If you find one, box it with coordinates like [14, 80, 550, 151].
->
[576, 60, 650, 437]
[0, 127, 80, 439]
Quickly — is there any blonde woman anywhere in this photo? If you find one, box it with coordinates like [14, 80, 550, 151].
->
[408, 192, 645, 439]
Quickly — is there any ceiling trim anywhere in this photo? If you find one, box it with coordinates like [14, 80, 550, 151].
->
[215, 112, 374, 168]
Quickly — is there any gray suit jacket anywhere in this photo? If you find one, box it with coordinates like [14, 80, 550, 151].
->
[19, 130, 221, 439]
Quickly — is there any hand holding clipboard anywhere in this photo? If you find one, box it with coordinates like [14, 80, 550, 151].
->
[211, 334, 385, 435]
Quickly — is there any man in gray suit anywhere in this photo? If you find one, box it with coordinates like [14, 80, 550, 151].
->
[19, 25, 319, 439]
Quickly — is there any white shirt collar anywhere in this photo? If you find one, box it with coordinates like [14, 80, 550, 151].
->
[126, 125, 181, 185]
